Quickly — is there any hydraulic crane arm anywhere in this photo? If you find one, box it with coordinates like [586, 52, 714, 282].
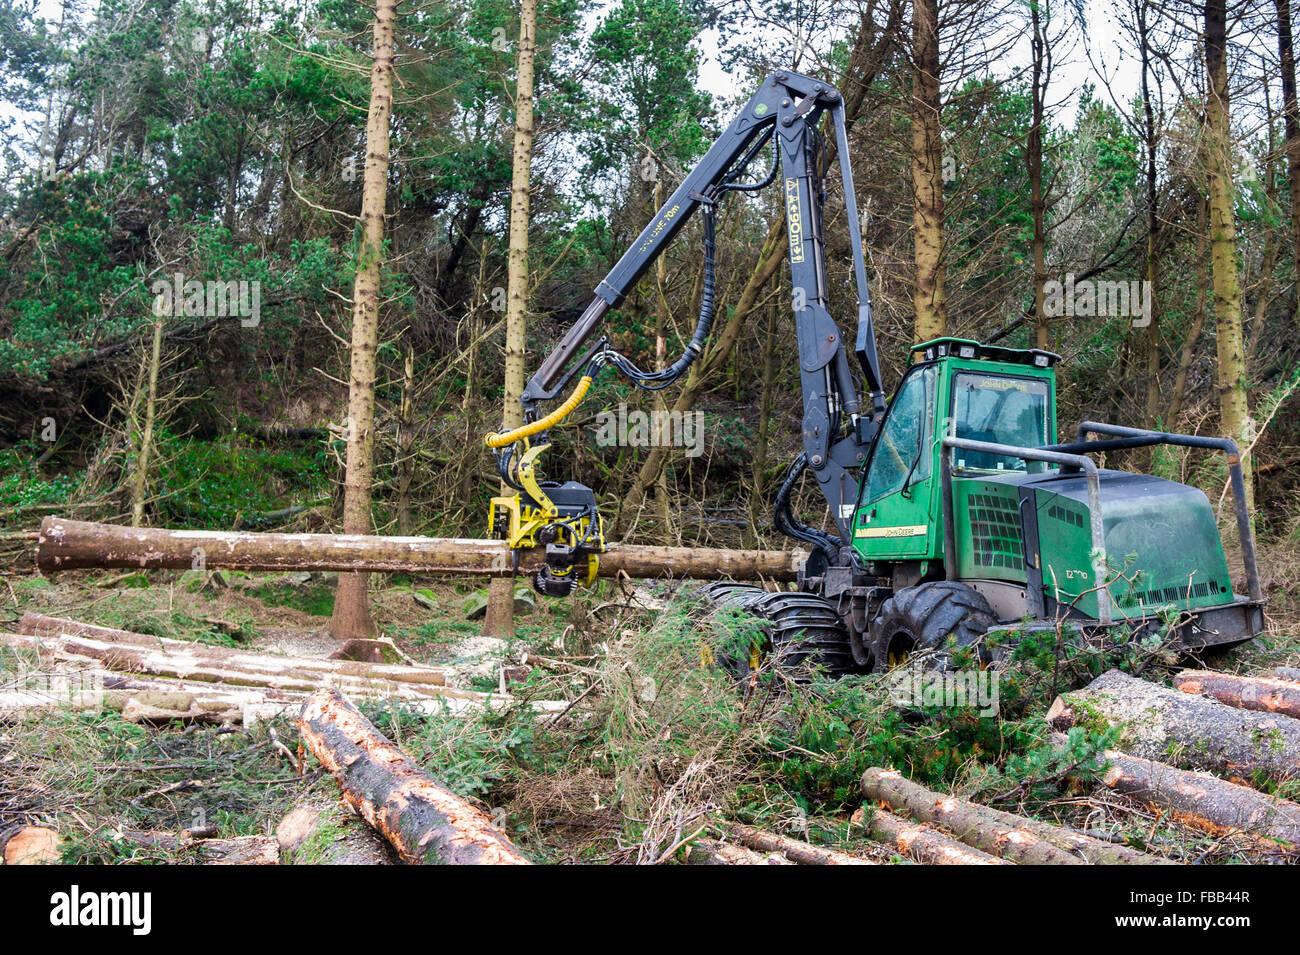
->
[485, 71, 887, 590]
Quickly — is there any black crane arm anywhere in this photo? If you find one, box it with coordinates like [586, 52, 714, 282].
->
[488, 70, 886, 551]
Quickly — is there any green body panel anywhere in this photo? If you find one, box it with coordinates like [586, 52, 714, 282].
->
[848, 342, 1239, 623]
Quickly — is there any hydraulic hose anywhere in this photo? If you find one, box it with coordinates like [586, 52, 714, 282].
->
[485, 374, 593, 449]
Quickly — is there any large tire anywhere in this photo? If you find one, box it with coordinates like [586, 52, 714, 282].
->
[870, 581, 995, 673]
[695, 583, 861, 678]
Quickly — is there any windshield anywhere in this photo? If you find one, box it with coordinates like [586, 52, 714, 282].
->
[951, 373, 1051, 473]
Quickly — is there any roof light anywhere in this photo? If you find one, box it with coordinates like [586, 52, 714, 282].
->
[957, 344, 976, 358]
[937, 343, 949, 356]
[1033, 353, 1049, 367]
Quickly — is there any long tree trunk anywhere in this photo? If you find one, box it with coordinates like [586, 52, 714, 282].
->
[1027, 0, 1050, 350]
[1205, 0, 1255, 514]
[1277, 0, 1300, 329]
[911, 0, 946, 342]
[36, 517, 807, 581]
[130, 313, 164, 527]
[1166, 197, 1210, 423]
[1138, 0, 1162, 431]
[485, 0, 538, 638]
[330, 0, 397, 641]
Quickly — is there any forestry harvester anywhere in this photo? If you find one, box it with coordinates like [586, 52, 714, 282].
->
[484, 71, 1265, 672]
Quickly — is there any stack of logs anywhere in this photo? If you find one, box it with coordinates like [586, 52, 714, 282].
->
[853, 667, 1300, 866]
[1, 612, 566, 726]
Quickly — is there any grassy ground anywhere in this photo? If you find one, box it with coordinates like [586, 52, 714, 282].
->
[2, 538, 1299, 864]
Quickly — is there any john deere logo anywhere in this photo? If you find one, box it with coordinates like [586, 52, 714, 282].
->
[754, 103, 769, 116]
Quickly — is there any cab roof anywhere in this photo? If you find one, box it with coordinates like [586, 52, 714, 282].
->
[910, 337, 1061, 369]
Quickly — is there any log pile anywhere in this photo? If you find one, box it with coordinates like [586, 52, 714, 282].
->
[2, 613, 563, 725]
[1047, 668, 1300, 781]
[860, 768, 1174, 864]
[36, 516, 805, 581]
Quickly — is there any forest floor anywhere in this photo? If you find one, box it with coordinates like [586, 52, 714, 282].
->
[2, 537, 1299, 865]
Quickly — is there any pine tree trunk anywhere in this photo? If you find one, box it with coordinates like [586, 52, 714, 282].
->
[1138, 0, 1162, 432]
[485, 0, 538, 638]
[1205, 0, 1255, 515]
[1277, 0, 1300, 329]
[330, 0, 397, 641]
[1028, 0, 1049, 351]
[130, 314, 164, 528]
[396, 343, 415, 536]
[910, 0, 946, 342]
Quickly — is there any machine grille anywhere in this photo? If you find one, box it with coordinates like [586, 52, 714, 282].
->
[967, 489, 1023, 570]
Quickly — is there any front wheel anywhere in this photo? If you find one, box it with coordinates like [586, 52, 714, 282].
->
[870, 581, 995, 673]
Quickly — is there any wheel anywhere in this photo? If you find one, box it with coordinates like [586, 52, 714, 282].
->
[870, 581, 995, 673]
[695, 583, 862, 678]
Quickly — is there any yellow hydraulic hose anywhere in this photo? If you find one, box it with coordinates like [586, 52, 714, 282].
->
[484, 375, 594, 449]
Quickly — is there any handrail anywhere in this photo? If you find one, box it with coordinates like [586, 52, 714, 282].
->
[1046, 422, 1262, 603]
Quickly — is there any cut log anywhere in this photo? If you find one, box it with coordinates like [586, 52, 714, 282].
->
[865, 807, 1009, 865]
[860, 768, 1174, 864]
[114, 830, 279, 864]
[17, 613, 450, 686]
[684, 836, 792, 865]
[296, 688, 531, 864]
[1050, 669, 1300, 781]
[1, 826, 62, 864]
[1051, 735, 1300, 847]
[1174, 669, 1300, 719]
[1, 633, 567, 721]
[719, 822, 875, 865]
[37, 517, 804, 581]
[1275, 666, 1300, 684]
[276, 797, 395, 865]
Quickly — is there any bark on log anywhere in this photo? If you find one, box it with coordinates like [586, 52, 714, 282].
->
[276, 797, 395, 864]
[18, 613, 450, 686]
[1048, 734, 1300, 848]
[684, 836, 792, 865]
[1, 633, 565, 717]
[37, 517, 804, 581]
[1049, 669, 1300, 781]
[1174, 669, 1300, 719]
[860, 767, 1174, 864]
[865, 807, 1009, 864]
[719, 823, 875, 865]
[296, 688, 531, 864]
[1275, 666, 1300, 684]
[114, 829, 279, 864]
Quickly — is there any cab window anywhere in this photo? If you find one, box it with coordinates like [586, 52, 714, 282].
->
[950, 373, 1050, 472]
[863, 366, 936, 503]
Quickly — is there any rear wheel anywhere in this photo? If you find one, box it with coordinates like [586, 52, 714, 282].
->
[870, 581, 995, 673]
[696, 583, 862, 677]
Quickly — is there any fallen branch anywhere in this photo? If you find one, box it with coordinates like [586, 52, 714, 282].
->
[860, 768, 1174, 865]
[296, 688, 531, 864]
